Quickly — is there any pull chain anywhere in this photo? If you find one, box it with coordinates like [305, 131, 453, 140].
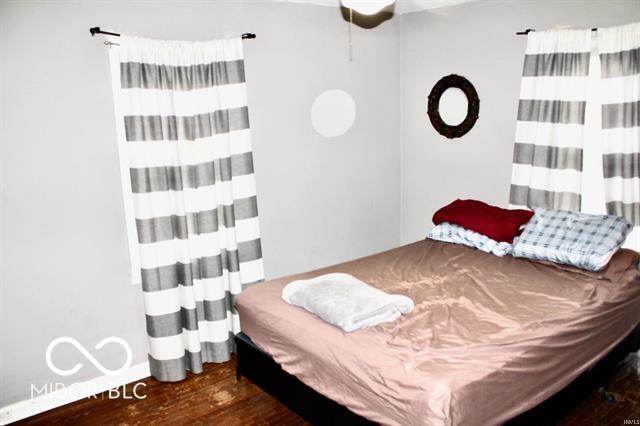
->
[348, 7, 353, 62]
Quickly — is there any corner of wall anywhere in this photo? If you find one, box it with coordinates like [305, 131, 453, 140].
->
[397, 11, 406, 245]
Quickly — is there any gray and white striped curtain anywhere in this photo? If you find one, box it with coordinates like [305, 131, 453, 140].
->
[110, 36, 264, 381]
[510, 30, 592, 211]
[599, 22, 640, 249]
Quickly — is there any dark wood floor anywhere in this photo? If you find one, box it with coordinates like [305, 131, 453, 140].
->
[18, 354, 640, 425]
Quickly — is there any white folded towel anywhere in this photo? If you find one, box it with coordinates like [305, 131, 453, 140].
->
[282, 273, 414, 332]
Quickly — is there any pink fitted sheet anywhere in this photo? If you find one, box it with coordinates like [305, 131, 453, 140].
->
[236, 240, 640, 425]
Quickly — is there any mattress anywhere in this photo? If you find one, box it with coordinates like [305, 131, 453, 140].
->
[235, 240, 640, 425]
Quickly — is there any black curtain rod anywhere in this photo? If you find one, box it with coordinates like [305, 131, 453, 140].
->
[89, 26, 256, 40]
[516, 28, 597, 35]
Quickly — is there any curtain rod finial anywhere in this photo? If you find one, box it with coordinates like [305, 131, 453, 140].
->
[90, 27, 100, 36]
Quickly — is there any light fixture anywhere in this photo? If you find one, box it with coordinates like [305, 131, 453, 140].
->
[341, 0, 395, 15]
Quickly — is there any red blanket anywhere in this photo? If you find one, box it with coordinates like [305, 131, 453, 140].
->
[433, 199, 534, 243]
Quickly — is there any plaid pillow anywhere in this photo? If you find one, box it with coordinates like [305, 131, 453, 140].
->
[428, 222, 513, 257]
[512, 209, 632, 271]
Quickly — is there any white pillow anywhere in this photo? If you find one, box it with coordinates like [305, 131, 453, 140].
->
[428, 222, 513, 257]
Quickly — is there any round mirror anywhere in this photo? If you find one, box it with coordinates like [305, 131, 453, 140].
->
[311, 89, 356, 138]
[427, 74, 479, 139]
[438, 87, 468, 126]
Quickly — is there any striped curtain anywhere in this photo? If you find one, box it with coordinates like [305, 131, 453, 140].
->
[110, 36, 264, 381]
[599, 22, 640, 250]
[510, 30, 592, 211]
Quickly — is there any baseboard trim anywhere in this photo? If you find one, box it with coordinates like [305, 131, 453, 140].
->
[0, 361, 150, 425]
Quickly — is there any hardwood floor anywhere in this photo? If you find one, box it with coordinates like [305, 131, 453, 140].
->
[17, 354, 640, 425]
[18, 356, 305, 426]
[559, 356, 640, 426]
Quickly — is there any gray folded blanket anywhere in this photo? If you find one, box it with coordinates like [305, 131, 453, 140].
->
[281, 273, 414, 332]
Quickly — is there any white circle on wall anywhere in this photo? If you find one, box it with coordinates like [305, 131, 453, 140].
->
[438, 87, 468, 126]
[311, 89, 356, 138]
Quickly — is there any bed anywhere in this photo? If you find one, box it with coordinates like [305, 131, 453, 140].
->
[235, 239, 640, 425]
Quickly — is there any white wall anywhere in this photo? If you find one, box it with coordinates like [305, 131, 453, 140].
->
[0, 0, 400, 407]
[398, 0, 640, 243]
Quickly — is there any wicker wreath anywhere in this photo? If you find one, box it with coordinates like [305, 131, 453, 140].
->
[426, 74, 479, 139]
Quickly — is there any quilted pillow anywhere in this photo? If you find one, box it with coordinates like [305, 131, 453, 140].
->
[512, 209, 632, 271]
[428, 222, 513, 257]
[432, 199, 534, 243]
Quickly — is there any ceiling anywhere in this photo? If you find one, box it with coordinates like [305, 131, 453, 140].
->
[271, 0, 482, 15]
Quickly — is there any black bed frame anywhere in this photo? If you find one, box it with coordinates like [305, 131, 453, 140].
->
[236, 325, 640, 425]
